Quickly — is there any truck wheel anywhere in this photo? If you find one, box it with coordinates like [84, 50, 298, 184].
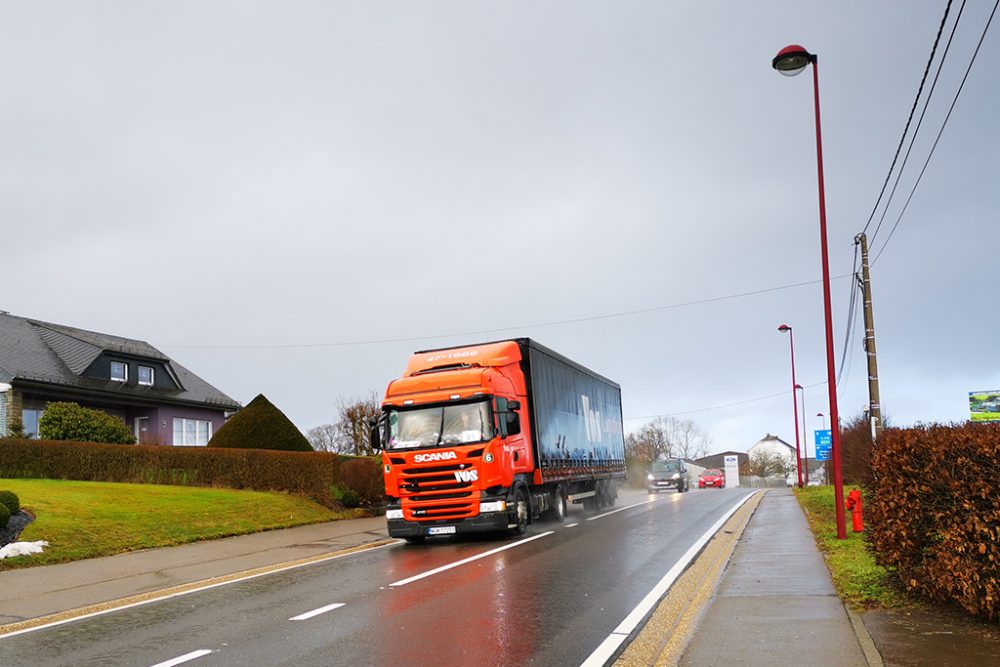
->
[511, 488, 530, 536]
[546, 485, 567, 522]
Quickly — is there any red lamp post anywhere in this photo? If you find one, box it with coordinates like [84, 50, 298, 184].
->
[778, 324, 803, 488]
[795, 383, 809, 485]
[773, 44, 846, 538]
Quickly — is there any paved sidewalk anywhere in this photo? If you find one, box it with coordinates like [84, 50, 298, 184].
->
[0, 515, 391, 628]
[680, 489, 880, 666]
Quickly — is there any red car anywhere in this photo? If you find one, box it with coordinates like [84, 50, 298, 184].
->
[698, 469, 725, 489]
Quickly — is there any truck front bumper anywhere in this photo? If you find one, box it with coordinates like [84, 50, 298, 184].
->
[387, 511, 512, 539]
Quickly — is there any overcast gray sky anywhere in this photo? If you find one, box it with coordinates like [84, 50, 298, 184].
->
[3, 1, 998, 456]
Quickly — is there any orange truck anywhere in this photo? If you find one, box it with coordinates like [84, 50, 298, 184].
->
[371, 338, 626, 542]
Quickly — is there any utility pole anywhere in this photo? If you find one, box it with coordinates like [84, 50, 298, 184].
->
[856, 232, 883, 440]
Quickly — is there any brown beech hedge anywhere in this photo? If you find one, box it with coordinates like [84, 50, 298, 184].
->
[868, 422, 999, 620]
[0, 438, 385, 509]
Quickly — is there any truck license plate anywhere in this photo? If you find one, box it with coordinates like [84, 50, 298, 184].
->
[427, 526, 456, 535]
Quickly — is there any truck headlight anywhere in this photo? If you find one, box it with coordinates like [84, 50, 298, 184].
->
[386, 509, 403, 520]
[479, 501, 507, 513]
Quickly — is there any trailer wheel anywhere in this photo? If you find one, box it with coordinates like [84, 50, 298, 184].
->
[511, 488, 530, 536]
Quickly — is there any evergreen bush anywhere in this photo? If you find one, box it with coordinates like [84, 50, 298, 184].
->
[0, 502, 9, 530]
[0, 490, 19, 515]
[38, 402, 135, 445]
[338, 458, 384, 507]
[208, 394, 313, 452]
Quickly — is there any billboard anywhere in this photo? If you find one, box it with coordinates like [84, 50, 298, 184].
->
[970, 391, 1000, 423]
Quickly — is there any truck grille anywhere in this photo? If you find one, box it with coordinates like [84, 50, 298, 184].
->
[399, 463, 476, 520]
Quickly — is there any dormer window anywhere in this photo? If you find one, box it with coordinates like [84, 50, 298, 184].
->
[138, 365, 154, 386]
[110, 361, 128, 382]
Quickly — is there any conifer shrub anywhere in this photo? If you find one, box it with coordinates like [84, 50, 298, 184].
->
[0, 502, 9, 530]
[208, 394, 313, 452]
[38, 402, 135, 445]
[0, 490, 19, 515]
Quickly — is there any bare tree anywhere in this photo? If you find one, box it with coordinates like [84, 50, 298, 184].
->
[306, 422, 340, 453]
[673, 419, 711, 460]
[626, 416, 677, 466]
[307, 392, 382, 455]
[335, 392, 382, 456]
[745, 450, 787, 478]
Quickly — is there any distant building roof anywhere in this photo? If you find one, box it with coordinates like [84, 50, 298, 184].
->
[695, 451, 749, 469]
[751, 433, 796, 452]
[0, 311, 240, 410]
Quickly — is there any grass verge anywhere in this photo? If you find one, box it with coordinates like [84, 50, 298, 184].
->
[0, 478, 365, 569]
[794, 485, 905, 610]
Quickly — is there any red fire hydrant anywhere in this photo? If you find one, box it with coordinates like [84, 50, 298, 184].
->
[845, 489, 864, 532]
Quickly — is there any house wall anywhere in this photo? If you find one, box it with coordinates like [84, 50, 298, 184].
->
[749, 440, 796, 465]
[145, 405, 228, 446]
[6, 383, 227, 446]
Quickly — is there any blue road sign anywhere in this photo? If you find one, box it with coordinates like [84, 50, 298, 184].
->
[814, 429, 832, 461]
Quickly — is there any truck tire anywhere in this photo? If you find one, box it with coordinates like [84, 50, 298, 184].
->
[511, 488, 530, 536]
[545, 485, 567, 522]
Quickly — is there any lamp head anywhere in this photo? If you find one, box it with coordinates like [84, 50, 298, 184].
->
[778, 324, 791, 333]
[772, 45, 814, 77]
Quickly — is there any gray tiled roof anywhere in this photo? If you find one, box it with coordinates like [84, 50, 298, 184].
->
[0, 311, 240, 410]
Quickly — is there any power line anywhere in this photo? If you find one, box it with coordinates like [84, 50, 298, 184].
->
[870, 0, 968, 245]
[164, 274, 852, 350]
[835, 244, 861, 388]
[862, 0, 955, 237]
[624, 381, 827, 421]
[874, 0, 999, 264]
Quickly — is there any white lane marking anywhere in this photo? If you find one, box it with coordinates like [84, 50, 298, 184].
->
[289, 602, 345, 621]
[389, 531, 554, 587]
[585, 498, 656, 521]
[150, 649, 213, 667]
[564, 522, 579, 528]
[579, 491, 761, 667]
[0, 541, 398, 640]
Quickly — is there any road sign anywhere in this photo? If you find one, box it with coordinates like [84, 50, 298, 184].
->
[814, 429, 832, 461]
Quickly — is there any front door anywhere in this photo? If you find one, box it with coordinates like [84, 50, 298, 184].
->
[135, 416, 150, 444]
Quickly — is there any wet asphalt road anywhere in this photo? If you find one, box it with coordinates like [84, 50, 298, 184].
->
[0, 487, 753, 667]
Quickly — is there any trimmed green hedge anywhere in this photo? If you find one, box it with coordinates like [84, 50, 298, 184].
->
[0, 438, 384, 509]
[208, 394, 313, 452]
[39, 402, 135, 445]
[868, 422, 1000, 620]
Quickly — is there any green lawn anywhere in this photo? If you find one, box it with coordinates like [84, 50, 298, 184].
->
[0, 479, 362, 569]
[794, 486, 906, 610]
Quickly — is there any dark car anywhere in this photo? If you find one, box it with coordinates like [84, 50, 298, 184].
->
[698, 468, 725, 489]
[646, 458, 689, 493]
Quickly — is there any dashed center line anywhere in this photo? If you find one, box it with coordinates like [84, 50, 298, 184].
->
[564, 522, 579, 528]
[150, 649, 212, 667]
[289, 602, 346, 621]
[585, 498, 657, 521]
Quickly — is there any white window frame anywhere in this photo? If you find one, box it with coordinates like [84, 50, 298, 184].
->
[172, 417, 213, 446]
[138, 365, 155, 386]
[110, 361, 128, 382]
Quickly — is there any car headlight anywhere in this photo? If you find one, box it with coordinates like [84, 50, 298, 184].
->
[479, 501, 507, 513]
[385, 509, 403, 520]
[647, 473, 655, 481]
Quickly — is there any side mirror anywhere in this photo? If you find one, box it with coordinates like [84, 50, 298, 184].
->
[369, 418, 382, 452]
[508, 400, 521, 411]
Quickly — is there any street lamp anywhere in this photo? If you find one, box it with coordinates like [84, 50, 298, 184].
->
[778, 324, 803, 488]
[817, 412, 827, 429]
[772, 44, 846, 538]
[796, 383, 809, 485]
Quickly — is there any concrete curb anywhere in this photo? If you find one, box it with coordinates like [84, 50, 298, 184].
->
[845, 605, 886, 667]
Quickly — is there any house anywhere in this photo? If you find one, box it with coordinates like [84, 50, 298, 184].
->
[0, 311, 240, 445]
[748, 433, 798, 481]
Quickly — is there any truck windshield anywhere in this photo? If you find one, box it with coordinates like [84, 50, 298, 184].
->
[386, 400, 494, 450]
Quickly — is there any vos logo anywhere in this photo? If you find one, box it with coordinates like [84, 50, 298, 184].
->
[454, 469, 478, 483]
[413, 451, 458, 463]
